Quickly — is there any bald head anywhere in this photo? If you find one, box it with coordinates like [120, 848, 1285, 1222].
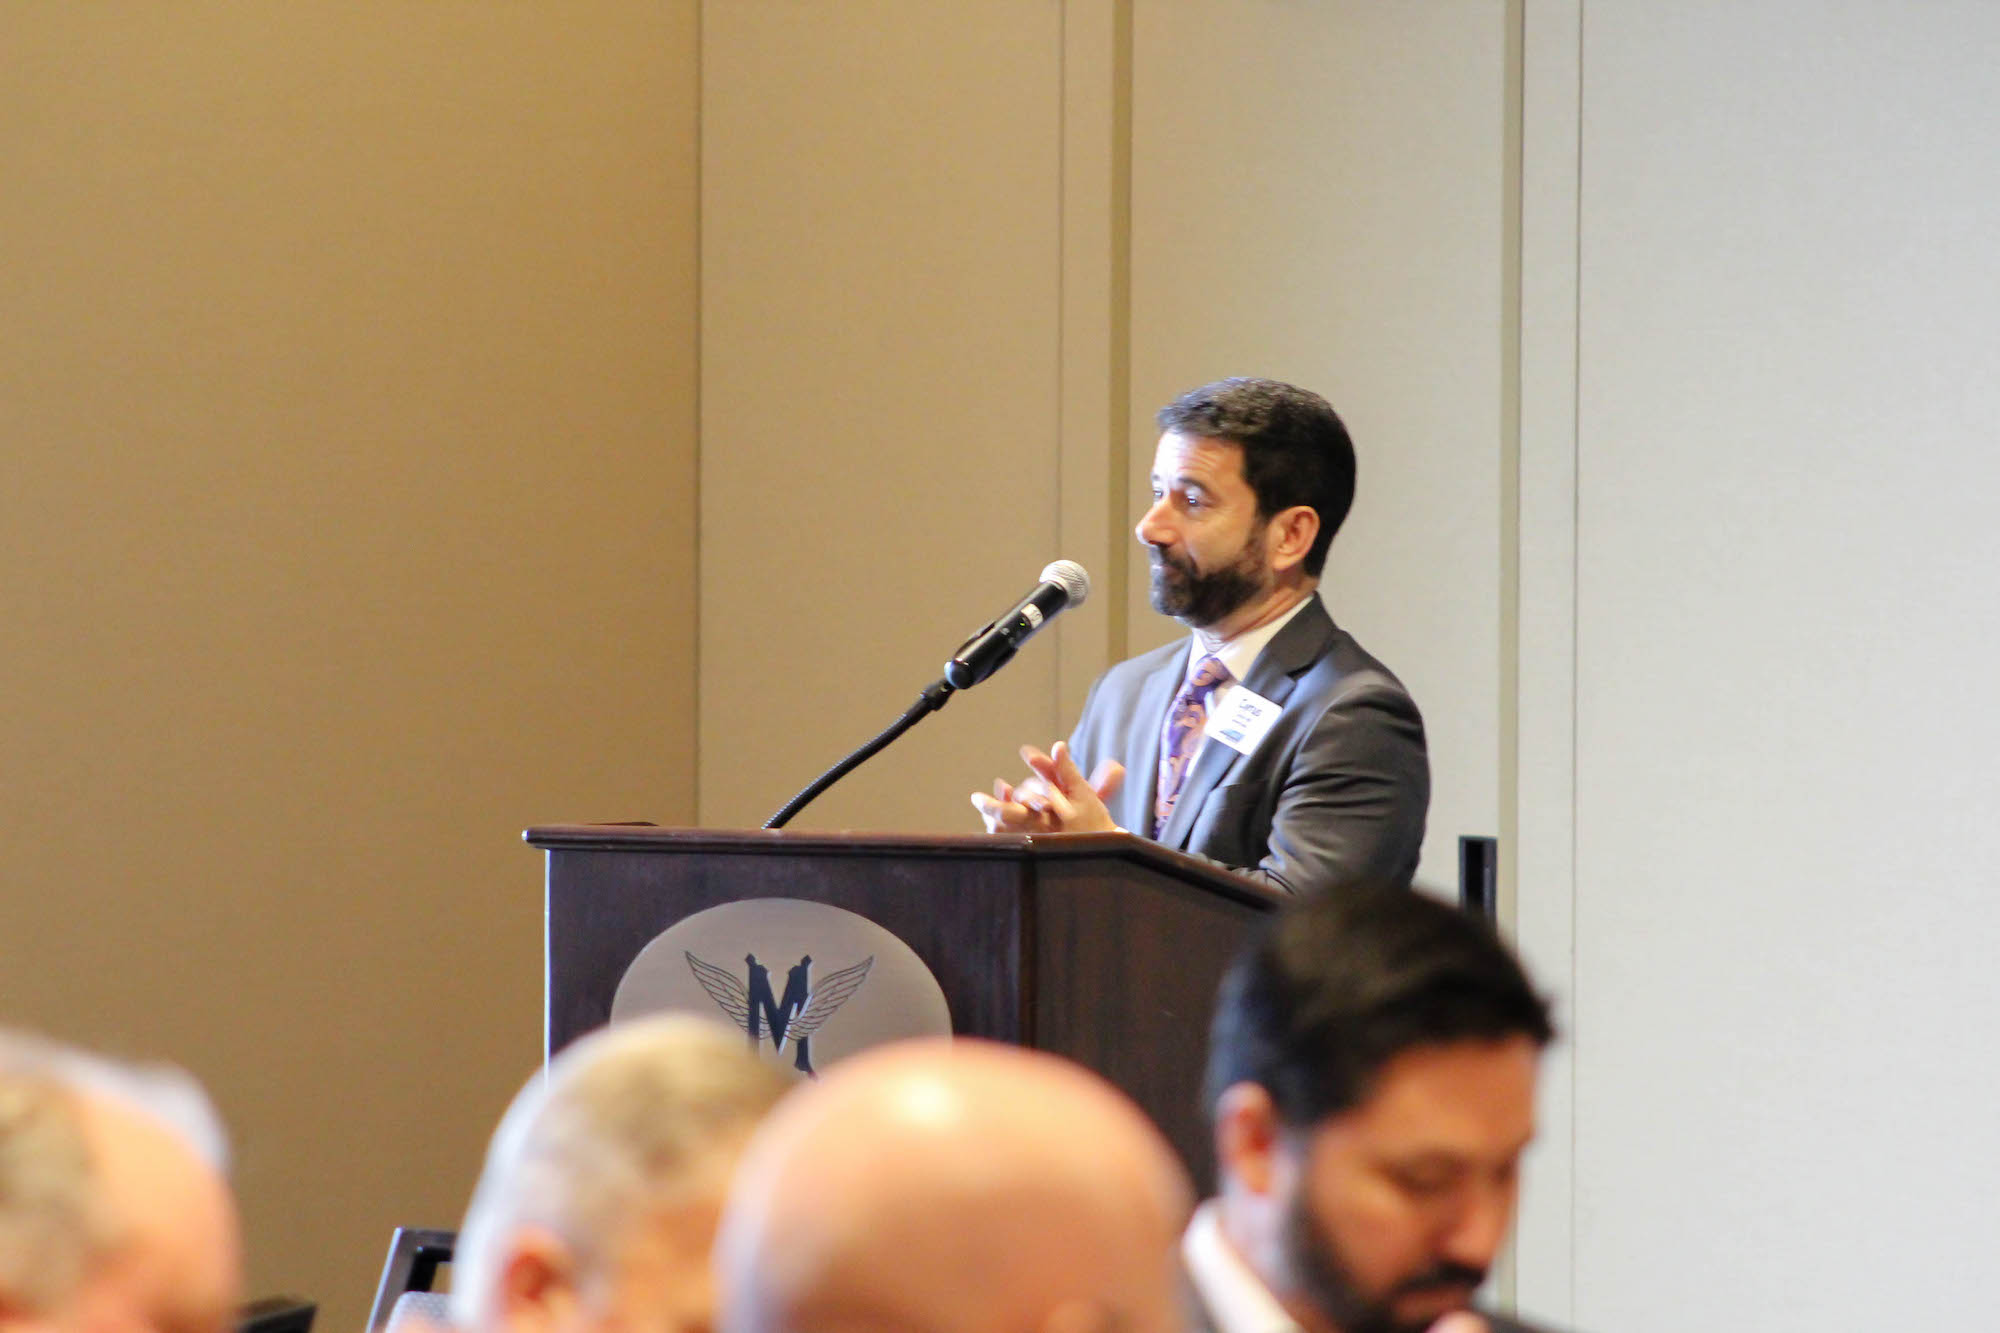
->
[0, 1033, 240, 1333]
[715, 1040, 1191, 1333]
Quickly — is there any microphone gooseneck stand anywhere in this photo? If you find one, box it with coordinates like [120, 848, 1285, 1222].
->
[763, 677, 958, 830]
[761, 559, 1082, 829]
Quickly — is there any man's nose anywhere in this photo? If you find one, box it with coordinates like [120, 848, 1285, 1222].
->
[1438, 1185, 1513, 1272]
[1135, 497, 1175, 547]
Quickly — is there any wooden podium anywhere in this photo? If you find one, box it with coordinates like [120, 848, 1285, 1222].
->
[525, 826, 1284, 1182]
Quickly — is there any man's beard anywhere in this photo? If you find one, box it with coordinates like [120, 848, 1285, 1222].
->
[1282, 1188, 1487, 1333]
[1146, 531, 1267, 629]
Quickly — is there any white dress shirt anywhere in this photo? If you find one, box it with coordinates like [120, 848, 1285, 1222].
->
[1182, 1200, 1302, 1333]
[1170, 591, 1322, 773]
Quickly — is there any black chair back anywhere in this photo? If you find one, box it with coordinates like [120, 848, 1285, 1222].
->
[365, 1228, 455, 1333]
[239, 1296, 316, 1333]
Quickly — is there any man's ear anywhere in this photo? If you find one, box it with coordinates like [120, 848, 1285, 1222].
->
[1214, 1082, 1282, 1196]
[495, 1227, 584, 1333]
[1262, 506, 1320, 576]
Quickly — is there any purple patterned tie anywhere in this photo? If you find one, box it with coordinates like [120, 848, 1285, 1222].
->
[1155, 653, 1232, 834]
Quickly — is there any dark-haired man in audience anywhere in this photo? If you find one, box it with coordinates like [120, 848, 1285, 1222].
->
[0, 1030, 242, 1333]
[974, 377, 1428, 895]
[1189, 891, 1563, 1333]
[714, 1038, 1190, 1333]
[450, 1015, 789, 1333]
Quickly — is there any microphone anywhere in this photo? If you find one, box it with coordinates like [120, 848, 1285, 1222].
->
[944, 560, 1091, 691]
[765, 559, 1092, 829]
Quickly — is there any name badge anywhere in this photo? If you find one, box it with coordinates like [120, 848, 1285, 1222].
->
[1204, 684, 1282, 756]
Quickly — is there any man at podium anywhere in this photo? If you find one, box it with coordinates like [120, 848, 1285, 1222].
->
[973, 377, 1428, 895]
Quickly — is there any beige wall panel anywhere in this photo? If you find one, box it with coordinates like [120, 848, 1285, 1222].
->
[1128, 3, 1511, 888]
[700, 3, 1066, 831]
[0, 5, 698, 1328]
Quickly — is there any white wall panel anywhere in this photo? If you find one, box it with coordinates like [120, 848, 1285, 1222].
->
[1513, 1, 1581, 1322]
[1572, 4, 2000, 1326]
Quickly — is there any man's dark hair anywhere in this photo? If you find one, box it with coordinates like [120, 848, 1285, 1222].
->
[1204, 889, 1555, 1127]
[1156, 377, 1357, 577]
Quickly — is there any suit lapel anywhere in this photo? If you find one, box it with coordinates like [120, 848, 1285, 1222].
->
[1155, 599, 1336, 850]
[1242, 596, 1333, 699]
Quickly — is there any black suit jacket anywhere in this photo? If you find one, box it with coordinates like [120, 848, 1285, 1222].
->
[1067, 598, 1428, 894]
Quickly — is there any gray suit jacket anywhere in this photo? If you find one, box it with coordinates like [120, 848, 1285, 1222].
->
[1068, 598, 1428, 894]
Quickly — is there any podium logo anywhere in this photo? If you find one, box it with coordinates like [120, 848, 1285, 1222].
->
[611, 898, 951, 1078]
[684, 951, 872, 1076]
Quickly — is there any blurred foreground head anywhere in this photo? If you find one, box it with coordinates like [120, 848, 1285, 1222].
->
[715, 1038, 1191, 1333]
[452, 1016, 791, 1333]
[0, 1030, 240, 1333]
[1202, 890, 1554, 1333]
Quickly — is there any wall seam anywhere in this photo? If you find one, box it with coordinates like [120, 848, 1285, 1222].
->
[1057, 0, 1068, 662]
[1108, 0, 1133, 664]
[1568, 0, 1586, 1317]
[1497, 1, 1525, 1305]
[691, 0, 707, 825]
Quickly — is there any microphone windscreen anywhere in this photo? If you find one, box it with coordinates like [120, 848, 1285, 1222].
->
[1039, 559, 1091, 608]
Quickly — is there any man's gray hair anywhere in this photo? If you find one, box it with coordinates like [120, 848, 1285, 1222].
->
[0, 1029, 230, 1313]
[452, 1015, 791, 1330]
